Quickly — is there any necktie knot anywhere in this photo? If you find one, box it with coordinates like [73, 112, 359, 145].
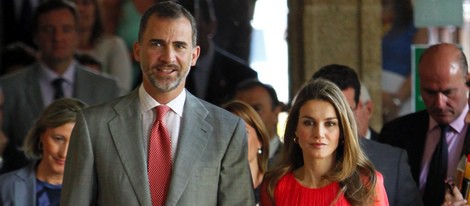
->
[51, 78, 65, 99]
[439, 124, 449, 134]
[52, 77, 65, 85]
[155, 105, 170, 121]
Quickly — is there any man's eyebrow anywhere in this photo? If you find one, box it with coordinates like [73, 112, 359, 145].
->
[149, 39, 164, 43]
[173, 41, 189, 45]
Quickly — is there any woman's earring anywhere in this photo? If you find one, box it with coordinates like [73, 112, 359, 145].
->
[293, 136, 298, 144]
[257, 147, 263, 155]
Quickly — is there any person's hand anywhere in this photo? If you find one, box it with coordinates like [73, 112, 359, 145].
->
[442, 179, 468, 206]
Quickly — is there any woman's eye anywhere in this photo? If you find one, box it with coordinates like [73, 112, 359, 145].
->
[52, 136, 64, 142]
[302, 119, 314, 126]
[325, 121, 337, 127]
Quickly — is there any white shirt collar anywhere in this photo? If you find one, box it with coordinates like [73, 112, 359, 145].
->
[39, 60, 77, 84]
[138, 84, 186, 117]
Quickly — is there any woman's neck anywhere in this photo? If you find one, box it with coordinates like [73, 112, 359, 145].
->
[294, 157, 335, 188]
[249, 158, 264, 188]
[35, 161, 63, 185]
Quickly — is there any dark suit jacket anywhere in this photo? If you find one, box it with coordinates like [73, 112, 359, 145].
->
[0, 0, 36, 48]
[186, 46, 257, 106]
[0, 162, 36, 206]
[379, 110, 470, 186]
[268, 140, 283, 169]
[370, 127, 379, 141]
[0, 63, 119, 173]
[360, 138, 423, 206]
[61, 90, 255, 205]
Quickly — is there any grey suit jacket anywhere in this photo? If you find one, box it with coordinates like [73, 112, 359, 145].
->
[61, 90, 255, 205]
[360, 138, 423, 206]
[0, 63, 119, 173]
[0, 163, 36, 206]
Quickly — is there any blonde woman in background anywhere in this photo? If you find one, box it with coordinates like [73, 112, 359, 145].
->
[223, 100, 270, 204]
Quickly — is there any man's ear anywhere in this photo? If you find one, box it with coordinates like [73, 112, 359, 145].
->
[191, 46, 200, 66]
[364, 100, 374, 120]
[133, 42, 141, 62]
[466, 73, 470, 87]
[273, 104, 282, 115]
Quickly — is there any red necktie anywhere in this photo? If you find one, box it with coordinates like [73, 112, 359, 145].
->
[148, 105, 172, 206]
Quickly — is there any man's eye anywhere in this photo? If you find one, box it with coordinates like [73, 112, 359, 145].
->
[152, 42, 162, 47]
[443, 90, 455, 97]
[175, 44, 187, 49]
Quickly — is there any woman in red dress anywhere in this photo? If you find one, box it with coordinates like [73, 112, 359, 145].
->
[260, 79, 388, 206]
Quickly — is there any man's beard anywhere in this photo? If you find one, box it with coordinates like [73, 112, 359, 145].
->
[148, 66, 190, 92]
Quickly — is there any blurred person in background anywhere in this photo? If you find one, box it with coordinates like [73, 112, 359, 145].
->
[0, 42, 37, 76]
[0, 0, 119, 174]
[234, 79, 283, 168]
[0, 98, 87, 206]
[356, 83, 379, 141]
[74, 0, 133, 94]
[223, 100, 269, 204]
[182, 0, 258, 106]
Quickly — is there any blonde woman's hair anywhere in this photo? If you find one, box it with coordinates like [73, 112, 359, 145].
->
[223, 100, 270, 174]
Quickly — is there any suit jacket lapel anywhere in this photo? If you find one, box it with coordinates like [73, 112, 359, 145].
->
[14, 163, 36, 205]
[408, 111, 429, 181]
[461, 124, 470, 156]
[166, 93, 212, 206]
[108, 91, 151, 205]
[73, 65, 91, 101]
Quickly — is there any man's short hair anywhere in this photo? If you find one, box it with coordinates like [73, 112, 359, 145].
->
[235, 79, 281, 110]
[311, 64, 361, 105]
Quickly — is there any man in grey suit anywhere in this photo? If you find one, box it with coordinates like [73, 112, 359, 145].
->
[311, 64, 423, 206]
[61, 2, 254, 205]
[0, 0, 119, 174]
